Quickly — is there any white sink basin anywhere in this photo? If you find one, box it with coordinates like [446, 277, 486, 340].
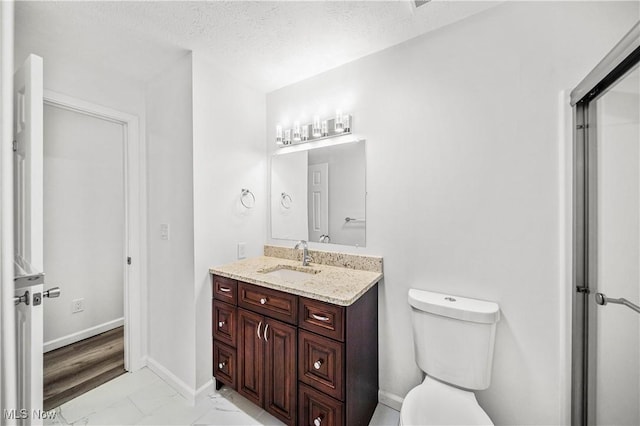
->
[257, 264, 320, 282]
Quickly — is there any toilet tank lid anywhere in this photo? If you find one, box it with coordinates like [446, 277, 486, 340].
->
[408, 289, 500, 324]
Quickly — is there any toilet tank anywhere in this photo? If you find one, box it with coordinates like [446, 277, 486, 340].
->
[408, 289, 500, 390]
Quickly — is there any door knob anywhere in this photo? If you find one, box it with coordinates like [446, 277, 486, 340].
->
[218, 361, 226, 369]
[313, 359, 323, 370]
[314, 415, 323, 426]
[14, 291, 29, 306]
[260, 297, 267, 305]
[43, 287, 61, 298]
[218, 321, 225, 327]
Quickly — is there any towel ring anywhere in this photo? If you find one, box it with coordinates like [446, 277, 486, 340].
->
[281, 192, 293, 209]
[240, 188, 255, 209]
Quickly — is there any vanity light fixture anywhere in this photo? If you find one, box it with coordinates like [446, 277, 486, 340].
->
[275, 112, 352, 147]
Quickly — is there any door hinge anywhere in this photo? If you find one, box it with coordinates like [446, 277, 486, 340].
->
[12, 140, 17, 152]
[576, 286, 590, 294]
[127, 257, 132, 265]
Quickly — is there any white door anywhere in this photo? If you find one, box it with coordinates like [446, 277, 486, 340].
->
[13, 54, 45, 425]
[308, 163, 328, 243]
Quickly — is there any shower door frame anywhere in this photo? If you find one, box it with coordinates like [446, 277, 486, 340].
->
[570, 23, 640, 426]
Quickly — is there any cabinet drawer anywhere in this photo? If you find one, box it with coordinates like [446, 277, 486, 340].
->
[213, 300, 237, 347]
[299, 383, 343, 426]
[213, 341, 237, 390]
[299, 330, 344, 401]
[238, 282, 298, 325]
[213, 275, 237, 305]
[299, 297, 345, 341]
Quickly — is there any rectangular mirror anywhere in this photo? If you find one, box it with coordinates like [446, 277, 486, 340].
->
[271, 139, 366, 247]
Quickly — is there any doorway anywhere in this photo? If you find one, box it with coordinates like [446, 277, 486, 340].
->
[42, 102, 126, 409]
[571, 23, 640, 425]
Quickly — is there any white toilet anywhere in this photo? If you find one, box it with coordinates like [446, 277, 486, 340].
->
[400, 289, 500, 425]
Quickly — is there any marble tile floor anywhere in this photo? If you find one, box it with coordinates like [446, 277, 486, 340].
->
[44, 367, 400, 426]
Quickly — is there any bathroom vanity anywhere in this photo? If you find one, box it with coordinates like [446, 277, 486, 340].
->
[210, 246, 382, 426]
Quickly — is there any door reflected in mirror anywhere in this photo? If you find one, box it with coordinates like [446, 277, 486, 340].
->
[271, 140, 366, 247]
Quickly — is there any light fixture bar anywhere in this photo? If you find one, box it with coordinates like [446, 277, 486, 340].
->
[276, 114, 352, 147]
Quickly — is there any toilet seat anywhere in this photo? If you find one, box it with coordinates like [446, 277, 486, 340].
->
[399, 376, 493, 425]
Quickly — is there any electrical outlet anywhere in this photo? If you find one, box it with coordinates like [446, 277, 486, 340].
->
[237, 242, 247, 259]
[72, 298, 84, 314]
[160, 223, 170, 240]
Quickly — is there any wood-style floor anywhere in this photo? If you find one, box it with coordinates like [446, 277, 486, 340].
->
[43, 326, 126, 410]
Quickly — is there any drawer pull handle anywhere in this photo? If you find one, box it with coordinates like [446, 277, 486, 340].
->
[311, 313, 330, 322]
[260, 297, 268, 305]
[218, 321, 225, 327]
[257, 321, 262, 339]
[314, 415, 323, 426]
[218, 361, 226, 370]
[313, 359, 323, 370]
[264, 324, 269, 342]
[219, 286, 232, 293]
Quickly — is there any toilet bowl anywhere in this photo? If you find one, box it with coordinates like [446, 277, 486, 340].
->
[399, 376, 492, 425]
[400, 289, 500, 425]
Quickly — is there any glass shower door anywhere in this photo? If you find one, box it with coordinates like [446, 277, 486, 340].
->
[590, 65, 640, 425]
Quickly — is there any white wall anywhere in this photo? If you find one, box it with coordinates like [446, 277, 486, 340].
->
[266, 2, 639, 424]
[146, 53, 196, 390]
[271, 150, 308, 240]
[43, 105, 124, 349]
[191, 52, 266, 391]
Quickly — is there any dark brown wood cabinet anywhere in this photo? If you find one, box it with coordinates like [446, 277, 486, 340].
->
[212, 274, 378, 426]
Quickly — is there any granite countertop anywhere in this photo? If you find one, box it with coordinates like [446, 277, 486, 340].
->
[210, 256, 383, 306]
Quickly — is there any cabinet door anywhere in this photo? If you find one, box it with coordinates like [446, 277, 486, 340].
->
[264, 319, 297, 425]
[299, 383, 343, 426]
[213, 341, 237, 390]
[213, 300, 236, 347]
[237, 308, 264, 407]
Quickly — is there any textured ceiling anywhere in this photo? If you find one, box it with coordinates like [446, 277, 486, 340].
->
[16, 1, 502, 92]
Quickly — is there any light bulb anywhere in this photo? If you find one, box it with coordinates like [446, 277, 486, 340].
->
[293, 121, 301, 141]
[334, 110, 344, 133]
[312, 116, 322, 137]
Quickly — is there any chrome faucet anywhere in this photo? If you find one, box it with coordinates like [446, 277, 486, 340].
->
[294, 240, 313, 266]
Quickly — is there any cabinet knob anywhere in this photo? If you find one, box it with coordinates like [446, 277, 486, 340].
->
[218, 361, 226, 370]
[218, 321, 225, 328]
[260, 297, 267, 305]
[313, 360, 323, 370]
[314, 415, 323, 426]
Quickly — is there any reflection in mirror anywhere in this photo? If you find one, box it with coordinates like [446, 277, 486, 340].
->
[271, 140, 366, 247]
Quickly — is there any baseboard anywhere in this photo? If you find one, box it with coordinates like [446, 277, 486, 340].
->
[146, 357, 195, 404]
[43, 317, 124, 353]
[379, 389, 404, 411]
[195, 378, 214, 401]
